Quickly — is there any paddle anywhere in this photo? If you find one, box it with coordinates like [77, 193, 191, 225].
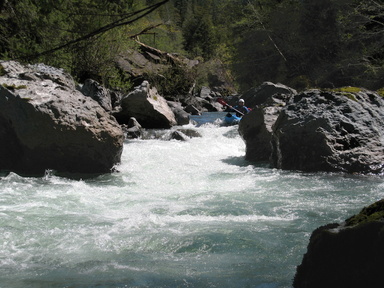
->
[217, 98, 244, 116]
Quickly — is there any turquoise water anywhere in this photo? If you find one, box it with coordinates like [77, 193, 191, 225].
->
[1, 113, 383, 288]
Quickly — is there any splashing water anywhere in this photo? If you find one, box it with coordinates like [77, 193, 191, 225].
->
[1, 112, 383, 288]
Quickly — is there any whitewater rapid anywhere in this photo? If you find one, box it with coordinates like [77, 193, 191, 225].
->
[1, 112, 383, 288]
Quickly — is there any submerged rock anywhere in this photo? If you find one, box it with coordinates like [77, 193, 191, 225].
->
[170, 130, 190, 141]
[0, 60, 124, 176]
[294, 199, 384, 288]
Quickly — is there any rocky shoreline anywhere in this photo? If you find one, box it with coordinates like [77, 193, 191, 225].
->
[3, 61, 384, 177]
[0, 61, 225, 175]
[0, 61, 124, 177]
[1, 60, 384, 286]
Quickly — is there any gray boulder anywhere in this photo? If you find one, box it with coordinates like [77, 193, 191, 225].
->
[238, 82, 296, 161]
[185, 104, 201, 115]
[199, 86, 212, 99]
[271, 89, 384, 173]
[199, 86, 223, 111]
[114, 81, 177, 128]
[123, 117, 143, 139]
[25, 62, 76, 89]
[0, 61, 124, 176]
[239, 106, 284, 162]
[169, 130, 190, 141]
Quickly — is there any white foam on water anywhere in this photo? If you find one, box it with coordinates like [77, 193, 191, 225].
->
[1, 117, 383, 287]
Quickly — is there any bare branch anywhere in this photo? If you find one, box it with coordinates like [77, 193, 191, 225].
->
[129, 23, 163, 40]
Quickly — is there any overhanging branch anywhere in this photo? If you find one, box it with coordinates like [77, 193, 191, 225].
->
[6, 0, 170, 62]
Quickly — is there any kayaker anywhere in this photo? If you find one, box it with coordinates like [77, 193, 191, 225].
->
[233, 99, 249, 117]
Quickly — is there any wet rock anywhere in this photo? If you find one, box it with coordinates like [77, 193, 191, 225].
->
[141, 128, 201, 141]
[294, 199, 384, 288]
[124, 117, 143, 139]
[0, 61, 124, 176]
[170, 130, 189, 141]
[239, 83, 384, 174]
[185, 104, 201, 115]
[177, 129, 202, 138]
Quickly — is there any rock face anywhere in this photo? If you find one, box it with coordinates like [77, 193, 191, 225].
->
[293, 199, 384, 288]
[114, 81, 177, 129]
[239, 82, 384, 174]
[239, 82, 295, 161]
[271, 89, 384, 173]
[0, 61, 124, 176]
[80, 78, 113, 112]
[116, 42, 199, 87]
[167, 101, 190, 125]
[239, 106, 281, 162]
[241, 81, 297, 108]
[116, 42, 236, 96]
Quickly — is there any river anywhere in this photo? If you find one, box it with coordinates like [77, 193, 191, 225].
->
[1, 112, 383, 288]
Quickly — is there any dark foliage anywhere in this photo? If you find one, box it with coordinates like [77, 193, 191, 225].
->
[1, 0, 384, 93]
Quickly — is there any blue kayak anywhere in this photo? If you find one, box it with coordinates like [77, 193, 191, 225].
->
[224, 113, 241, 125]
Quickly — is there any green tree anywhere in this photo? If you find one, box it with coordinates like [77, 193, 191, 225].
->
[0, 0, 171, 89]
[182, 8, 217, 60]
[230, 0, 293, 90]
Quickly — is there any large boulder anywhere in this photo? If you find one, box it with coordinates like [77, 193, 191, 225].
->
[114, 81, 177, 128]
[293, 199, 384, 288]
[241, 81, 297, 108]
[238, 84, 295, 161]
[0, 61, 124, 176]
[271, 89, 384, 173]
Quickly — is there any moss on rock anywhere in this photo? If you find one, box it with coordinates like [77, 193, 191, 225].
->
[345, 199, 384, 227]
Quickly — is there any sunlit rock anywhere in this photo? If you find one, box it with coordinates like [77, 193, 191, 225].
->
[114, 81, 177, 128]
[0, 61, 124, 176]
[271, 89, 384, 173]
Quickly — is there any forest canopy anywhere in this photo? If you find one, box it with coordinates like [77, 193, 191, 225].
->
[1, 0, 384, 93]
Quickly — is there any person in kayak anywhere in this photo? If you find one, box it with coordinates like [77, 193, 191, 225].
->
[233, 99, 250, 117]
